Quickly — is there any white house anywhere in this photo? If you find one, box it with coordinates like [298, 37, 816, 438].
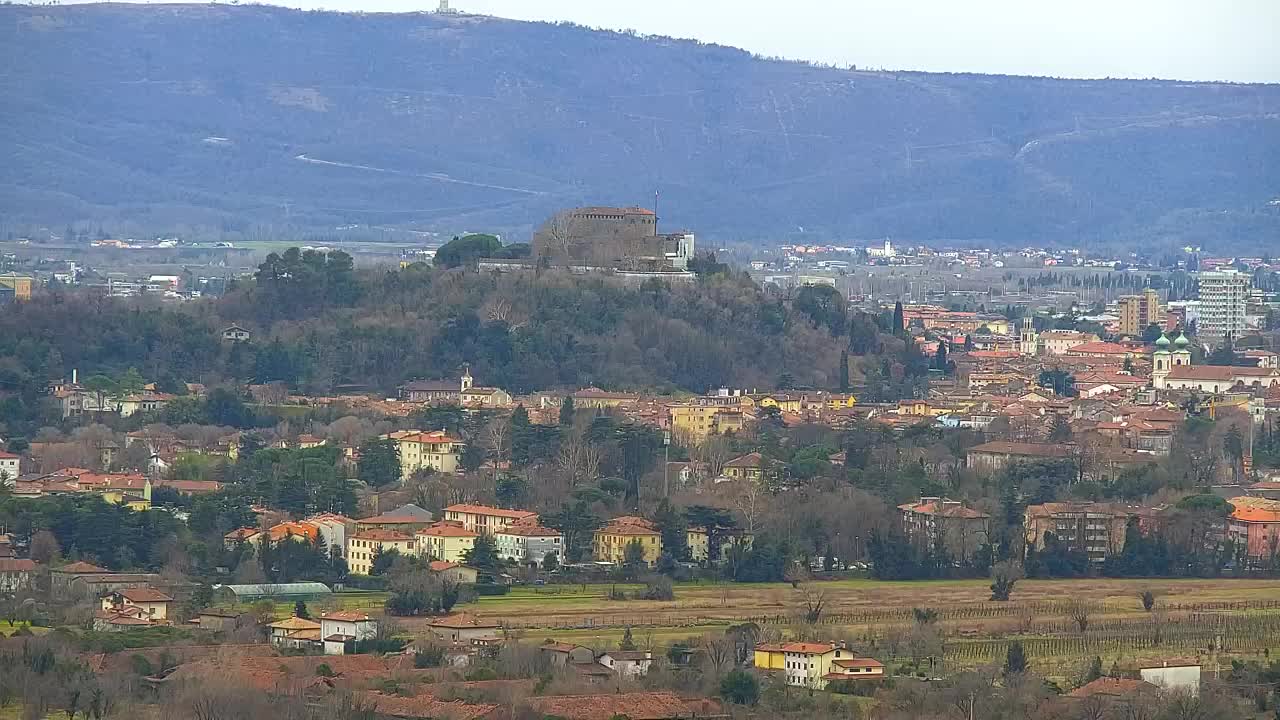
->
[320, 611, 378, 655]
[495, 522, 563, 564]
[598, 650, 653, 678]
[222, 325, 252, 342]
[0, 452, 19, 484]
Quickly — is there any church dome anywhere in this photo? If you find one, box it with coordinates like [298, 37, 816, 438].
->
[1155, 334, 1171, 347]
[1174, 334, 1191, 347]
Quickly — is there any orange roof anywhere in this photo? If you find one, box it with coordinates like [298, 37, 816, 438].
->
[444, 504, 537, 521]
[225, 527, 261, 541]
[427, 613, 499, 629]
[355, 529, 414, 541]
[417, 523, 479, 538]
[832, 657, 884, 669]
[117, 588, 173, 603]
[322, 611, 373, 622]
[781, 642, 838, 654]
[55, 561, 108, 574]
[268, 522, 320, 542]
[1068, 677, 1156, 698]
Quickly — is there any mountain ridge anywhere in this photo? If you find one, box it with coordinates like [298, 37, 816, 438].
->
[2, 3, 1279, 249]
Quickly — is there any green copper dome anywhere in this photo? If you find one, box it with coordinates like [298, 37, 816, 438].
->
[1174, 334, 1191, 347]
[1155, 335, 1171, 347]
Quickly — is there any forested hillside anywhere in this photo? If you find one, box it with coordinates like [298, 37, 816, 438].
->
[0, 255, 923, 434]
[2, 4, 1279, 249]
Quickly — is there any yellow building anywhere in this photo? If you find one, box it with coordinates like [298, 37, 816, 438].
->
[669, 404, 745, 443]
[415, 523, 479, 564]
[753, 642, 882, 690]
[594, 517, 662, 567]
[826, 394, 858, 409]
[752, 394, 803, 413]
[101, 588, 174, 622]
[1117, 288, 1161, 337]
[443, 504, 537, 534]
[0, 274, 33, 302]
[384, 430, 464, 480]
[687, 527, 753, 563]
[346, 530, 417, 575]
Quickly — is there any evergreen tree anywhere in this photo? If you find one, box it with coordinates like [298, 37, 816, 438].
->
[933, 342, 948, 371]
[620, 626, 637, 651]
[653, 499, 689, 562]
[838, 349, 850, 392]
[358, 438, 401, 488]
[559, 396, 576, 427]
[1004, 641, 1028, 675]
[510, 405, 533, 466]
[893, 301, 905, 335]
[294, 600, 310, 619]
[461, 534, 501, 571]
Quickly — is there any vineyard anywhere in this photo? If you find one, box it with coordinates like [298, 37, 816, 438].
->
[468, 578, 1280, 681]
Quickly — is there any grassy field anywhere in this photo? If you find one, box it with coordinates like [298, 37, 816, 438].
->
[218, 577, 1280, 684]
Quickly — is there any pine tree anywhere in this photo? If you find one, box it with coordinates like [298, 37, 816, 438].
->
[1004, 641, 1028, 675]
[559, 396, 576, 427]
[893, 301, 905, 335]
[620, 626, 636, 651]
[294, 600, 310, 619]
[838, 350, 850, 392]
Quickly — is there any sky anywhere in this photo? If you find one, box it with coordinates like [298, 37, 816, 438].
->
[58, 0, 1280, 83]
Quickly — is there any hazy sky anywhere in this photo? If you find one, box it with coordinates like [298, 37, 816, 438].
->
[61, 0, 1280, 83]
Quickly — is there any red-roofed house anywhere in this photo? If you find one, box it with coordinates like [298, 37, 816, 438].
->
[898, 497, 990, 562]
[382, 430, 464, 479]
[753, 641, 881, 690]
[443, 504, 537, 534]
[101, 587, 173, 622]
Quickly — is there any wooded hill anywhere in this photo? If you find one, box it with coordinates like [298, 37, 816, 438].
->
[3, 4, 1279, 249]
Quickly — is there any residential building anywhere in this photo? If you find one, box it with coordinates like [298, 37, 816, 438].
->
[268, 616, 323, 650]
[898, 497, 990, 562]
[303, 513, 356, 558]
[224, 527, 263, 549]
[495, 521, 563, 564]
[594, 516, 662, 566]
[0, 558, 37, 592]
[100, 588, 173, 622]
[822, 657, 887, 685]
[1117, 289, 1161, 337]
[415, 522, 478, 563]
[346, 530, 417, 576]
[1197, 269, 1250, 348]
[0, 273, 33, 302]
[383, 430, 464, 479]
[598, 650, 653, 679]
[572, 388, 640, 409]
[721, 452, 769, 482]
[1139, 664, 1201, 696]
[753, 641, 878, 690]
[320, 611, 378, 655]
[1041, 330, 1101, 356]
[1024, 502, 1146, 563]
[428, 560, 478, 585]
[356, 503, 434, 534]
[668, 403, 745, 443]
[443, 504, 538, 534]
[424, 613, 501, 643]
[14, 469, 152, 510]
[0, 451, 20, 483]
[1226, 497, 1280, 563]
[687, 527, 752, 564]
[221, 325, 251, 342]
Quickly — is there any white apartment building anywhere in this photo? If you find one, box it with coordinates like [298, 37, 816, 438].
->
[1197, 270, 1249, 348]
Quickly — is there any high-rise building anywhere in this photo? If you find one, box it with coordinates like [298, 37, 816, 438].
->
[1117, 288, 1161, 337]
[1197, 270, 1249, 348]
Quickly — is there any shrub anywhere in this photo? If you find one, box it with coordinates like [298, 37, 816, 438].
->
[472, 584, 509, 597]
[414, 646, 446, 668]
